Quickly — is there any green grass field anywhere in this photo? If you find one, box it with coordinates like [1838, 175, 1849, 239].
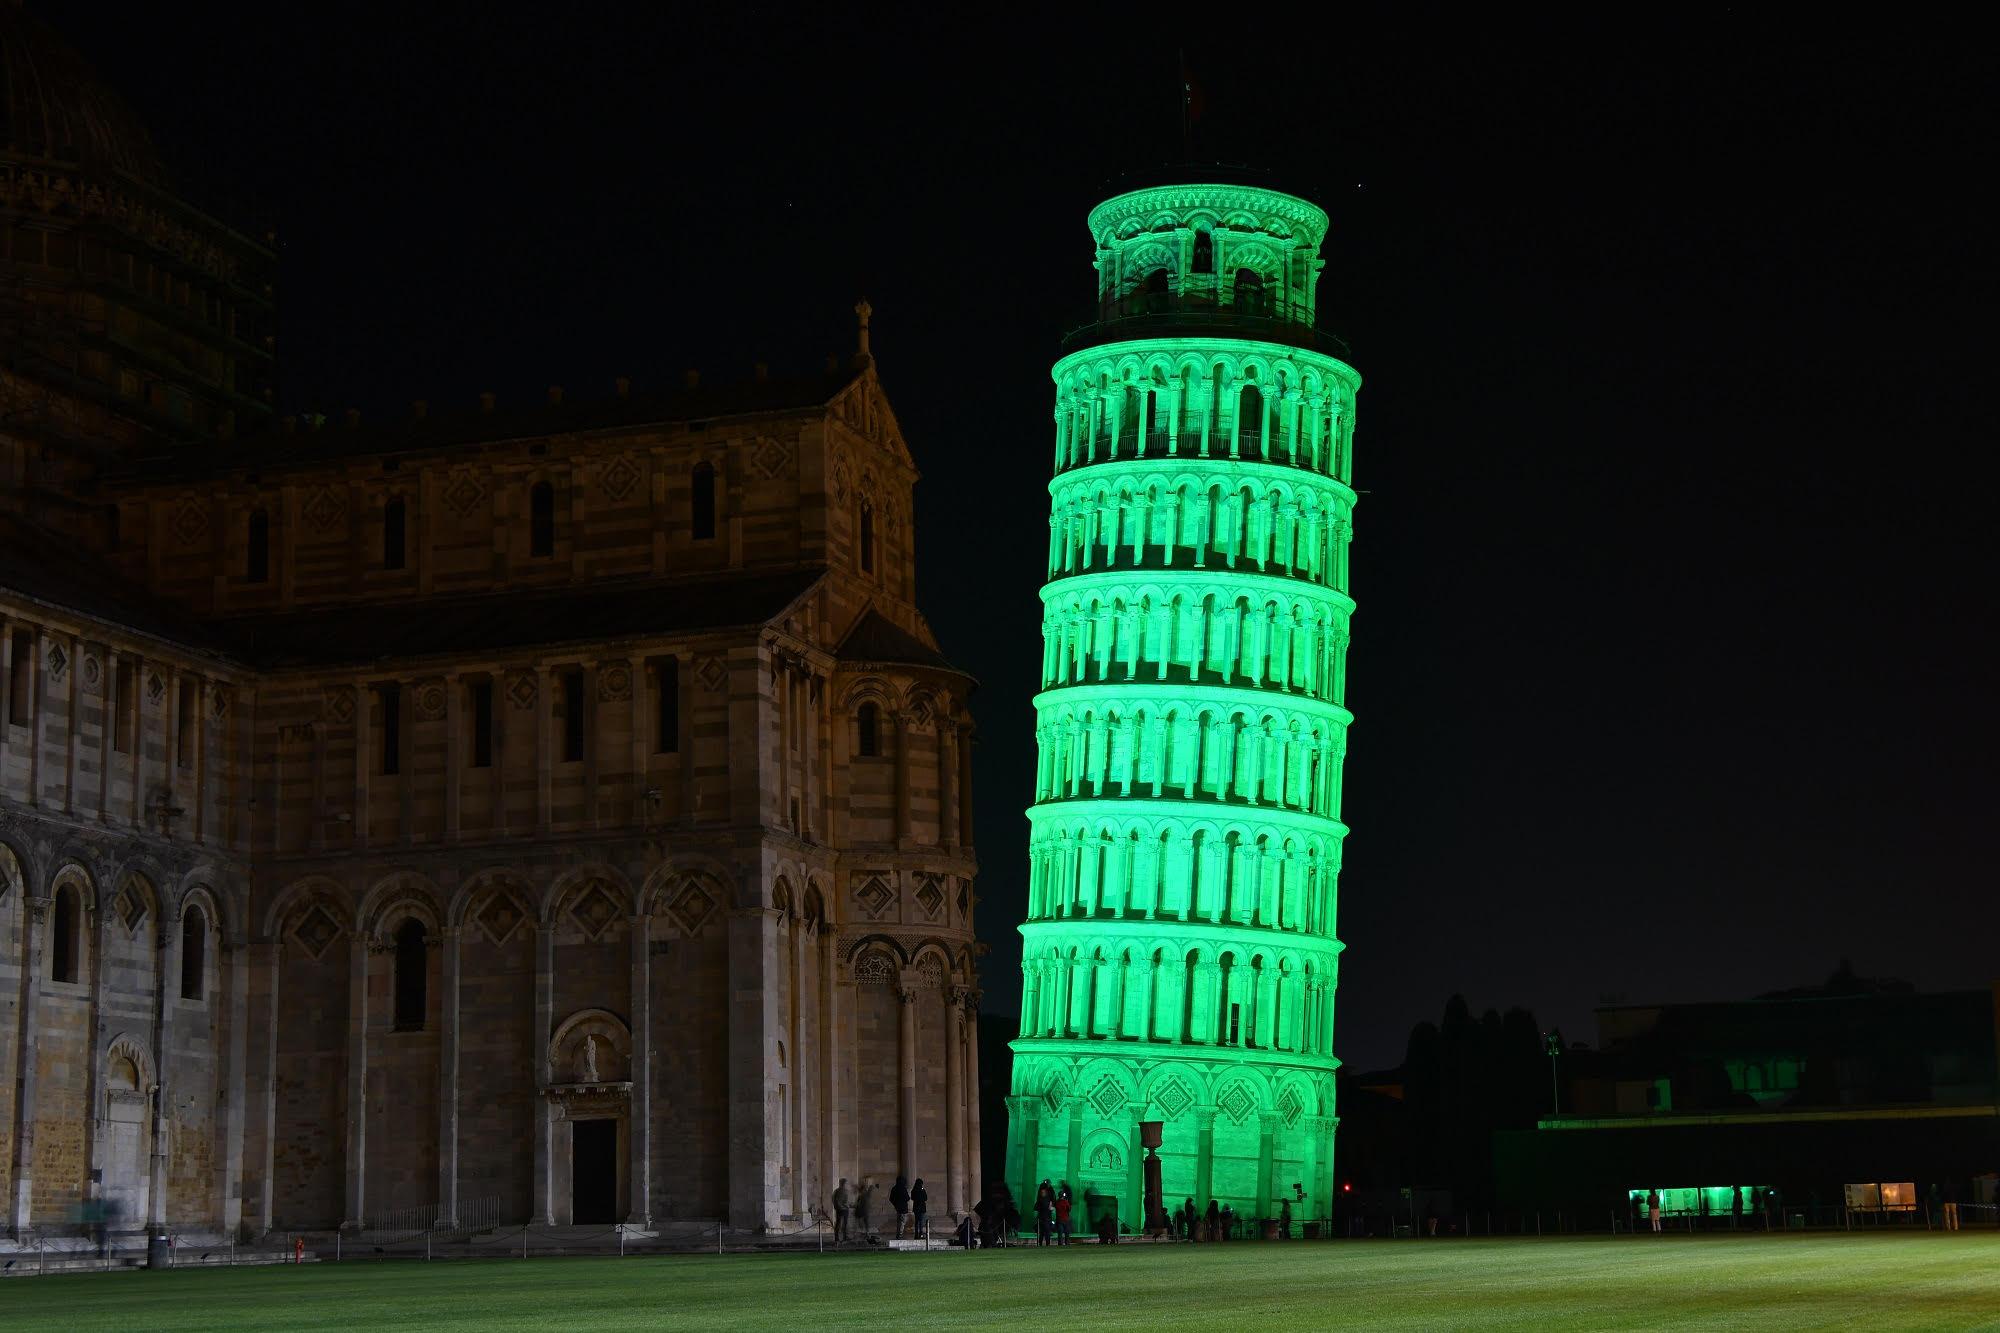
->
[6, 1233, 1997, 1330]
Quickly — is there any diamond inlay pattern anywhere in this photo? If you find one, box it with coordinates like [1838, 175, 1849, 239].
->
[568, 882, 620, 939]
[292, 904, 340, 960]
[695, 655, 728, 693]
[600, 455, 640, 502]
[115, 886, 146, 933]
[477, 894, 524, 947]
[914, 876, 944, 921]
[853, 875, 894, 920]
[1042, 1080, 1066, 1113]
[1218, 1083, 1256, 1125]
[1278, 1085, 1305, 1128]
[1090, 1076, 1126, 1119]
[667, 879, 715, 937]
[1154, 1077, 1192, 1121]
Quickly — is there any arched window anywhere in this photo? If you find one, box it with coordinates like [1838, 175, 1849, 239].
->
[51, 885, 80, 983]
[1192, 229, 1214, 275]
[246, 508, 269, 583]
[692, 462, 716, 540]
[529, 482, 555, 558]
[383, 497, 406, 570]
[180, 904, 206, 1000]
[1239, 384, 1264, 456]
[1143, 267, 1169, 312]
[393, 918, 427, 1031]
[857, 702, 879, 757]
[858, 502, 875, 573]
[1233, 267, 1267, 315]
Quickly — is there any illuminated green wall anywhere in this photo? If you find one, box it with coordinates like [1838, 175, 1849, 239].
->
[1004, 183, 1360, 1227]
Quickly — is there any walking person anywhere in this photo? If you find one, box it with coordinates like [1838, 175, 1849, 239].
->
[1182, 1198, 1197, 1242]
[1647, 1189, 1662, 1234]
[1054, 1185, 1074, 1246]
[890, 1175, 911, 1239]
[832, 1178, 852, 1242]
[1280, 1199, 1293, 1239]
[911, 1178, 929, 1240]
[1205, 1198, 1221, 1242]
[857, 1179, 877, 1239]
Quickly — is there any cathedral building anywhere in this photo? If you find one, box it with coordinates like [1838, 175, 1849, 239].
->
[0, 9, 980, 1240]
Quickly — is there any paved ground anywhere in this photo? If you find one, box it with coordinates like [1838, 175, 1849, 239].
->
[6, 1231, 1996, 1329]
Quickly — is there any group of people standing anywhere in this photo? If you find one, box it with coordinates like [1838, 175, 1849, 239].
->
[830, 1175, 929, 1242]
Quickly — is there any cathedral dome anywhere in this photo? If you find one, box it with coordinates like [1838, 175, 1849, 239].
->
[1, 5, 166, 185]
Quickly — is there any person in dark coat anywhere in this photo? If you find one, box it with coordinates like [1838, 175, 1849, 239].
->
[1280, 1199, 1293, 1239]
[1205, 1199, 1221, 1242]
[890, 1176, 911, 1238]
[832, 1178, 851, 1242]
[911, 1178, 929, 1239]
[1181, 1198, 1197, 1241]
[1035, 1180, 1056, 1246]
[856, 1179, 877, 1238]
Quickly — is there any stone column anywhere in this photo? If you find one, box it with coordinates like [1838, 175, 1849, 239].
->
[892, 713, 912, 847]
[937, 719, 956, 850]
[341, 931, 368, 1230]
[1302, 1114, 1323, 1228]
[962, 991, 982, 1207]
[1193, 1107, 1216, 1208]
[1064, 1099, 1084, 1190]
[943, 986, 963, 1216]
[532, 923, 555, 1224]
[443, 673, 462, 842]
[1125, 1102, 1147, 1234]
[221, 938, 250, 1236]
[1321, 1116, 1341, 1222]
[437, 926, 461, 1227]
[819, 935, 847, 1193]
[149, 904, 180, 1235]
[9, 898, 47, 1235]
[1138, 957, 1158, 1041]
[253, 938, 280, 1233]
[896, 978, 917, 1180]
[627, 913, 651, 1224]
[1255, 1111, 1277, 1222]
[726, 906, 782, 1229]
[1006, 1095, 1038, 1222]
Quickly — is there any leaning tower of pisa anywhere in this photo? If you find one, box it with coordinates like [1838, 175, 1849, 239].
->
[1003, 176, 1361, 1233]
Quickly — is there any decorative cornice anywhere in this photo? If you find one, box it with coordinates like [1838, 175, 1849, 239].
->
[1088, 184, 1330, 250]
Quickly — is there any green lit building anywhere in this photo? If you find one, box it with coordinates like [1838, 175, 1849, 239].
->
[1003, 177, 1361, 1229]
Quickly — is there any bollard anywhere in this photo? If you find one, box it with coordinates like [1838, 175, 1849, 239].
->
[336, 1231, 341, 1263]
[427, 1229, 433, 1262]
[522, 1226, 528, 1260]
[1535, 1212, 1541, 1237]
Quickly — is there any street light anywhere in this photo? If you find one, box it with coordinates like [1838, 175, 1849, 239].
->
[1542, 1029, 1564, 1115]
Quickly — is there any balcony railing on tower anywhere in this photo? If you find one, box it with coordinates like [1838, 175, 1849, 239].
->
[1062, 286, 1351, 359]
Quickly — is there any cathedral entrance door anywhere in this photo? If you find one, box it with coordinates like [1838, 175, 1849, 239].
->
[103, 1055, 150, 1228]
[571, 1119, 618, 1224]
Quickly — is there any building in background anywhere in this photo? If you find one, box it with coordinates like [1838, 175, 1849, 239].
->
[1495, 970, 2000, 1222]
[0, 8, 980, 1241]
[1004, 174, 1360, 1231]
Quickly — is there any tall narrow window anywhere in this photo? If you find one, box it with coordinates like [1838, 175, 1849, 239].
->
[180, 904, 206, 1000]
[858, 502, 875, 573]
[112, 658, 133, 752]
[1143, 267, 1169, 312]
[470, 677, 493, 768]
[176, 678, 196, 767]
[691, 462, 716, 540]
[392, 918, 426, 1031]
[857, 702, 879, 758]
[383, 497, 406, 570]
[654, 657, 679, 754]
[7, 629, 30, 723]
[1233, 268, 1266, 315]
[51, 885, 78, 983]
[379, 683, 401, 776]
[529, 481, 555, 558]
[561, 670, 585, 762]
[1239, 385, 1264, 457]
[246, 508, 269, 582]
[1192, 229, 1213, 275]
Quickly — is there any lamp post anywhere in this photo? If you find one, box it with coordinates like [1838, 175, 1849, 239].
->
[1542, 1030, 1563, 1116]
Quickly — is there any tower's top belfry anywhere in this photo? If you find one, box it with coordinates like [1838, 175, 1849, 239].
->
[1071, 180, 1341, 359]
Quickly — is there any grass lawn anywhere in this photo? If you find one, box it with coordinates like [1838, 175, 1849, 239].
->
[6, 1233, 1997, 1330]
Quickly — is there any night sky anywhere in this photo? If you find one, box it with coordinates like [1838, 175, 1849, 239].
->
[45, 7, 1992, 1072]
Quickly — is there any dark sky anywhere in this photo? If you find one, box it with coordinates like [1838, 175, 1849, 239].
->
[44, 6, 1993, 1071]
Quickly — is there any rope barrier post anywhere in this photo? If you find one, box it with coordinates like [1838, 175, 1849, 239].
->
[522, 1224, 528, 1260]
[619, 1224, 625, 1258]
[427, 1228, 433, 1262]
[336, 1230, 341, 1263]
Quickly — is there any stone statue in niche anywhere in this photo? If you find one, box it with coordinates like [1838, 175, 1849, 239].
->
[577, 1034, 600, 1083]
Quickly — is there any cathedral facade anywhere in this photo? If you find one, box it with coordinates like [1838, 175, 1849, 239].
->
[0, 9, 979, 1239]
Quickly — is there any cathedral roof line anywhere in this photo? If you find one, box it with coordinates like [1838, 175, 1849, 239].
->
[105, 363, 871, 487]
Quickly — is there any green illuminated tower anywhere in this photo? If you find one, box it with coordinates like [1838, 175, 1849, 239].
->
[1004, 178, 1359, 1231]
